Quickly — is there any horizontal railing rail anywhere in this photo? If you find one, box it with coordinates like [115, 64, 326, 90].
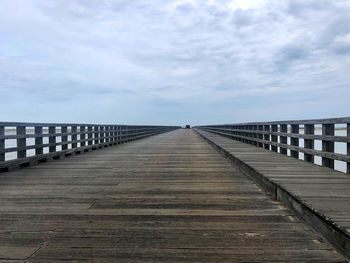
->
[0, 122, 180, 172]
[195, 117, 350, 174]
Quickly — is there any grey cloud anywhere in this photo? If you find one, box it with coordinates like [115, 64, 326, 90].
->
[0, 0, 350, 124]
[287, 0, 333, 17]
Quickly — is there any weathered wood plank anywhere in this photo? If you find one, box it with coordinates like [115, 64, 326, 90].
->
[195, 128, 350, 260]
[0, 129, 345, 261]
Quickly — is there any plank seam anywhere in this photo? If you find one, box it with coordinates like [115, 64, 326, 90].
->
[194, 128, 350, 261]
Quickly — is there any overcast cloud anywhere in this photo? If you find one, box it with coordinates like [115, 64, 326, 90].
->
[0, 0, 350, 125]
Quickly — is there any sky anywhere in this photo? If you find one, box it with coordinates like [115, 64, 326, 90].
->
[0, 0, 350, 125]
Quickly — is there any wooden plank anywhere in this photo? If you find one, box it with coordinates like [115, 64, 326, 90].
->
[0, 130, 345, 261]
[196, 128, 350, 260]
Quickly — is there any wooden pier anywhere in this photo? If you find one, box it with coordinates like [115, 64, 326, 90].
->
[0, 120, 349, 262]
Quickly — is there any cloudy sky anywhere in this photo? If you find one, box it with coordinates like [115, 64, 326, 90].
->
[0, 0, 350, 125]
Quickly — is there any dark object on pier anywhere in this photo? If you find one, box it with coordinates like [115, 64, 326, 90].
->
[185, 125, 191, 129]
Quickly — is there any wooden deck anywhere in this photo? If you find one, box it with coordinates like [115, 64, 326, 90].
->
[0, 129, 345, 262]
[195, 129, 350, 260]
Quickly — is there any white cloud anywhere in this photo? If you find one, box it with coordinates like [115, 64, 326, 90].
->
[228, 0, 269, 11]
[0, 0, 349, 124]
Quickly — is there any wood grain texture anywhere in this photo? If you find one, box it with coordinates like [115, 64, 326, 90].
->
[0, 129, 345, 262]
[196, 128, 350, 260]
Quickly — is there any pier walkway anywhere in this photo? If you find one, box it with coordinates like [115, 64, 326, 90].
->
[0, 129, 346, 262]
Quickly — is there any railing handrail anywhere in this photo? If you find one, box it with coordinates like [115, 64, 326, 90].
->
[0, 121, 174, 127]
[195, 117, 350, 174]
[197, 116, 350, 126]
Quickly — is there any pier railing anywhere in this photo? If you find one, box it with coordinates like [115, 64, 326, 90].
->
[195, 117, 350, 174]
[0, 122, 180, 172]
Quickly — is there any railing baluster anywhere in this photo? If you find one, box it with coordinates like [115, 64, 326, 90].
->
[271, 125, 278, 152]
[0, 125, 4, 162]
[100, 126, 104, 144]
[104, 126, 108, 143]
[35, 126, 43, 155]
[17, 126, 26, 159]
[109, 125, 113, 143]
[304, 124, 314, 163]
[280, 124, 287, 155]
[113, 125, 117, 142]
[347, 123, 350, 174]
[72, 126, 77, 149]
[195, 119, 350, 174]
[258, 125, 263, 148]
[118, 125, 121, 143]
[291, 124, 299, 158]
[80, 126, 86, 147]
[264, 125, 270, 150]
[126, 126, 129, 141]
[94, 126, 99, 145]
[49, 126, 56, 153]
[61, 126, 68, 150]
[322, 124, 335, 168]
[88, 126, 93, 145]
[253, 125, 257, 146]
[0, 122, 179, 172]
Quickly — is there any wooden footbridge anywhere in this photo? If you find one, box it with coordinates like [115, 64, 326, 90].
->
[0, 119, 349, 262]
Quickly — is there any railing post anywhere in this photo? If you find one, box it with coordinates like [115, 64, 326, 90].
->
[35, 126, 43, 155]
[347, 123, 350, 174]
[49, 126, 56, 153]
[264, 125, 270, 150]
[94, 126, 99, 145]
[109, 125, 113, 143]
[291, 124, 299, 158]
[258, 125, 263, 148]
[126, 126, 129, 141]
[114, 125, 118, 142]
[304, 124, 314, 163]
[88, 126, 93, 145]
[280, 124, 287, 155]
[0, 125, 5, 162]
[322, 124, 334, 168]
[80, 126, 86, 147]
[71, 126, 77, 149]
[113, 125, 118, 142]
[107, 125, 111, 143]
[249, 125, 253, 145]
[253, 125, 258, 146]
[17, 126, 26, 159]
[61, 126, 68, 150]
[100, 126, 104, 144]
[271, 125, 278, 152]
[246, 125, 250, 144]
